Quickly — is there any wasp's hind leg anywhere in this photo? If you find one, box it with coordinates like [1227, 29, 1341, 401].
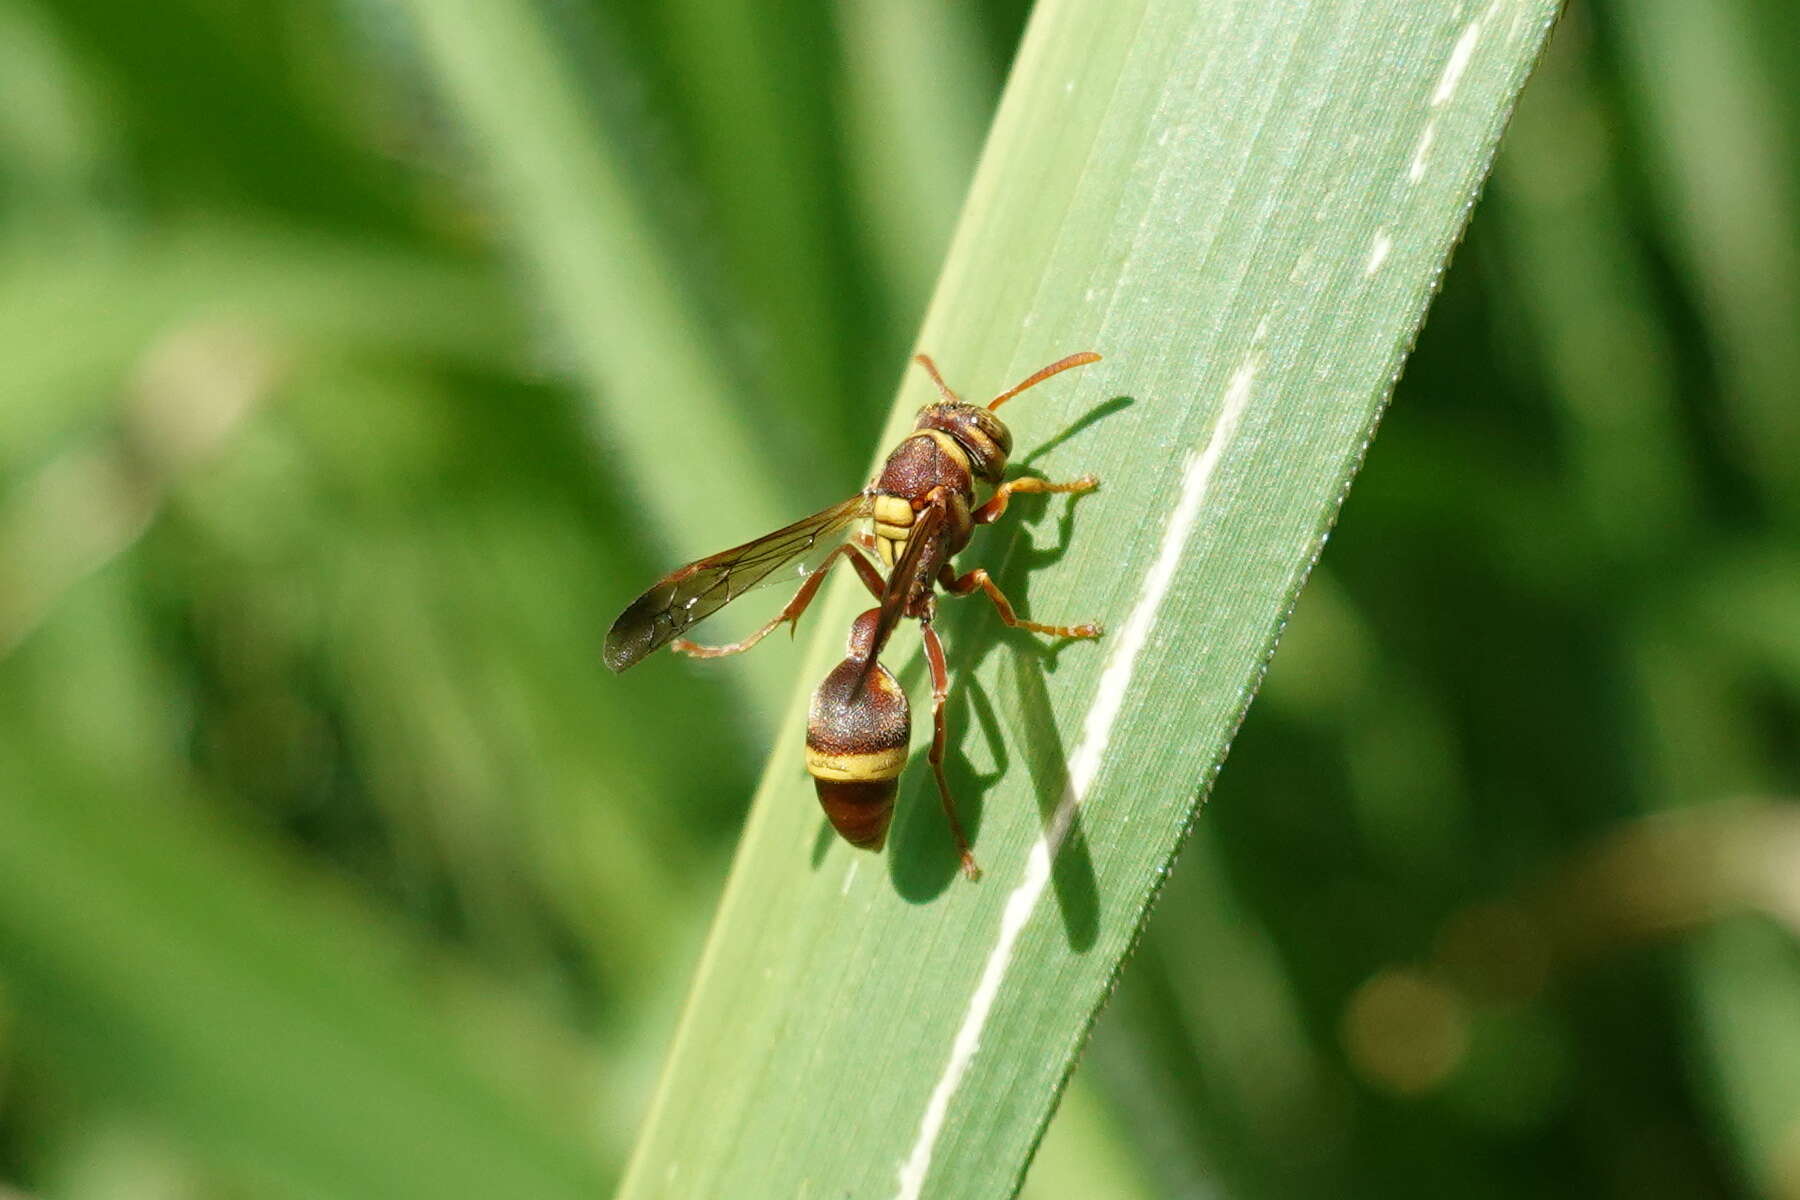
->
[672, 543, 885, 658]
[921, 620, 981, 882]
[939, 565, 1103, 640]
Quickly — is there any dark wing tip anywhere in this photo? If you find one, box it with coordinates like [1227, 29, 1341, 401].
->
[602, 628, 636, 673]
[604, 577, 683, 674]
[603, 605, 657, 673]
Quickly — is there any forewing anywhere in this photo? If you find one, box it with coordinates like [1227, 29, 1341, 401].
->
[603, 493, 874, 672]
[865, 493, 945, 666]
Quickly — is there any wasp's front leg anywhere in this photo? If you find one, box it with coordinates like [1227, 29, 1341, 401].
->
[971, 474, 1099, 526]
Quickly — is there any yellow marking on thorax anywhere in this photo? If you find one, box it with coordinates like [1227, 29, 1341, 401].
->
[872, 493, 913, 549]
[873, 494, 913, 526]
[920, 429, 971, 475]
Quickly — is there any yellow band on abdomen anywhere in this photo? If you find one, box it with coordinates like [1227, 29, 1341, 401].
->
[806, 744, 908, 782]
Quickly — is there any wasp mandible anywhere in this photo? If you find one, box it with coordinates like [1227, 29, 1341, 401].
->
[604, 352, 1105, 880]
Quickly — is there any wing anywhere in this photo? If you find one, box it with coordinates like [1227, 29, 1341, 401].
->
[603, 493, 875, 672]
[862, 492, 946, 676]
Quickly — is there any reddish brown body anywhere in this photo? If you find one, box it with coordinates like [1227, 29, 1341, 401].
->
[604, 352, 1106, 880]
[806, 610, 908, 849]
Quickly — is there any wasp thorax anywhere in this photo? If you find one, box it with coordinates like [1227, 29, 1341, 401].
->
[805, 629, 910, 851]
[916, 403, 1012, 486]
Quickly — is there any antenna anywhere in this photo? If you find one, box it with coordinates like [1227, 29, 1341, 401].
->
[911, 354, 962, 404]
[988, 351, 1102, 410]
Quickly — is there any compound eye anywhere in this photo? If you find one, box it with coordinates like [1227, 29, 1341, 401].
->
[963, 411, 1010, 482]
[979, 411, 1013, 459]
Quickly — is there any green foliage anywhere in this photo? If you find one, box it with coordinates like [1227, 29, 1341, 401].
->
[0, 1, 1795, 1199]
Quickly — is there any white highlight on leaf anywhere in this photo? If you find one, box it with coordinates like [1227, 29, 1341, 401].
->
[1409, 120, 1436, 183]
[1366, 231, 1393, 275]
[841, 860, 859, 895]
[893, 358, 1259, 1200]
[1433, 18, 1482, 106]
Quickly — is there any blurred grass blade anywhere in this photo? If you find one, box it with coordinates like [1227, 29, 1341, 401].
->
[1688, 919, 1800, 1199]
[1487, 15, 1696, 553]
[392, 0, 795, 558]
[835, 0, 995, 318]
[0, 225, 522, 473]
[0, 729, 610, 1199]
[641, 0, 853, 449]
[620, 1, 1561, 1197]
[1016, 1074, 1157, 1200]
[1610, 0, 1800, 515]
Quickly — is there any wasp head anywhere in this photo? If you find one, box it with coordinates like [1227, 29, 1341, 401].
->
[915, 403, 1012, 486]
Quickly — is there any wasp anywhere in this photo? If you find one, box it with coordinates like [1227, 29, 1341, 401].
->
[604, 352, 1104, 880]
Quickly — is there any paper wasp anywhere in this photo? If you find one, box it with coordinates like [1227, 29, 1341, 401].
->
[604, 352, 1104, 880]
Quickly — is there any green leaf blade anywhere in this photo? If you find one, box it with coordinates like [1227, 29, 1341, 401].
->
[622, 2, 1561, 1197]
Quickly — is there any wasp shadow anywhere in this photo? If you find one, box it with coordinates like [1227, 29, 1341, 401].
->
[1017, 394, 1133, 470]
[1005, 647, 1098, 950]
[884, 477, 1098, 896]
[883, 635, 1098, 951]
[884, 660, 1002, 897]
[887, 641, 1102, 950]
[881, 404, 1129, 933]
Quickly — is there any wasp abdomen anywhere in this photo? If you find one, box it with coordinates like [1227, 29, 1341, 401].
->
[806, 620, 910, 850]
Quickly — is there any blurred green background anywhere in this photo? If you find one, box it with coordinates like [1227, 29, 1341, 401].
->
[1, 1, 1796, 1197]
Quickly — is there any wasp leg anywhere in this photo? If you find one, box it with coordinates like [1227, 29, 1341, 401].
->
[971, 474, 1099, 526]
[922, 620, 981, 882]
[672, 543, 885, 658]
[940, 565, 1103, 639]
